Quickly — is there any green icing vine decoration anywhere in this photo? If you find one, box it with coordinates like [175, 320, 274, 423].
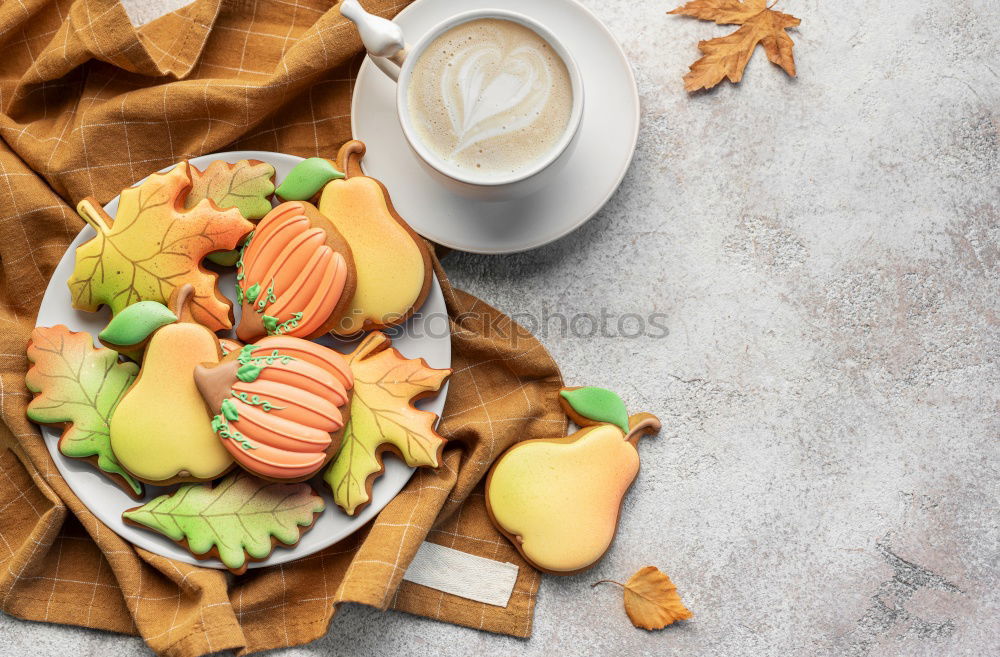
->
[231, 390, 283, 411]
[274, 311, 304, 335]
[235, 345, 296, 383]
[235, 230, 253, 282]
[235, 230, 253, 303]
[255, 280, 276, 313]
[211, 413, 255, 451]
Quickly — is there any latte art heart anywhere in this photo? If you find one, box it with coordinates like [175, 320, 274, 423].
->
[407, 18, 573, 181]
[444, 44, 551, 154]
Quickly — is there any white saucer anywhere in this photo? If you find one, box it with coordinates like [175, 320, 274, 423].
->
[351, 0, 639, 254]
[33, 151, 450, 571]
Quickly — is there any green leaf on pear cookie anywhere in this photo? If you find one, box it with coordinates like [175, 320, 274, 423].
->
[25, 326, 143, 496]
[275, 157, 344, 201]
[560, 387, 629, 432]
[98, 300, 177, 347]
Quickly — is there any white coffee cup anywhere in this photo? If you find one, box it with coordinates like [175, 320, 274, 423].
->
[341, 1, 585, 200]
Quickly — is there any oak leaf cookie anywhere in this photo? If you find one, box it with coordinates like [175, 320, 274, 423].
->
[25, 325, 144, 498]
[185, 158, 276, 267]
[123, 470, 325, 575]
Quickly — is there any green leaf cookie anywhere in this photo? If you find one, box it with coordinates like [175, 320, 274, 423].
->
[122, 471, 324, 574]
[186, 159, 276, 220]
[185, 159, 276, 267]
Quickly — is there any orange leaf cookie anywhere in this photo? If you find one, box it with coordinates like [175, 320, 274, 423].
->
[195, 336, 354, 481]
[25, 326, 143, 498]
[67, 162, 253, 332]
[486, 387, 661, 574]
[234, 201, 356, 341]
[322, 331, 450, 515]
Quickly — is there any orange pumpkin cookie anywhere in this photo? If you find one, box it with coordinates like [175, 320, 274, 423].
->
[275, 141, 432, 336]
[108, 285, 234, 485]
[234, 201, 356, 341]
[194, 336, 353, 482]
[485, 387, 660, 575]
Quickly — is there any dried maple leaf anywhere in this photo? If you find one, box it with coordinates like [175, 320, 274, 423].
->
[185, 159, 276, 221]
[323, 331, 451, 515]
[593, 566, 693, 629]
[67, 163, 253, 331]
[669, 0, 800, 92]
[25, 325, 143, 497]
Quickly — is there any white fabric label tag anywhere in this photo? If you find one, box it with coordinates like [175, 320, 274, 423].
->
[402, 541, 519, 608]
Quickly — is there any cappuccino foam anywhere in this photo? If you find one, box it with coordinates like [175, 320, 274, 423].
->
[406, 18, 573, 181]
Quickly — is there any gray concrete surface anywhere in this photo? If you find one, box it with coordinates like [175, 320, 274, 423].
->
[2, 0, 998, 655]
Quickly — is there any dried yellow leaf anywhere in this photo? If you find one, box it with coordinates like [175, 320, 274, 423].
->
[593, 566, 693, 629]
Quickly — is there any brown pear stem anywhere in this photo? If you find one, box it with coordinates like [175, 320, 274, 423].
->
[625, 413, 661, 446]
[171, 283, 195, 317]
[337, 140, 366, 178]
[77, 198, 113, 234]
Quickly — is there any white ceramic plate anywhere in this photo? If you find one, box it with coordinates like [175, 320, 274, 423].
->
[33, 151, 450, 571]
[351, 0, 640, 254]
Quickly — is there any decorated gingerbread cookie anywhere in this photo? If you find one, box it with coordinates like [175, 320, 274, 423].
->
[123, 471, 325, 575]
[67, 162, 253, 332]
[234, 201, 356, 341]
[185, 159, 277, 267]
[276, 141, 432, 335]
[193, 336, 353, 482]
[485, 387, 661, 574]
[218, 338, 243, 357]
[108, 285, 234, 485]
[323, 331, 450, 515]
[25, 326, 144, 498]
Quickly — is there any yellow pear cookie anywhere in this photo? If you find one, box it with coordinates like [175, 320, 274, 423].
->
[486, 387, 660, 574]
[275, 141, 432, 335]
[108, 285, 234, 484]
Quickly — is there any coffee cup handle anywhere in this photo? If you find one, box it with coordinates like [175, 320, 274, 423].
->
[340, 0, 409, 82]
